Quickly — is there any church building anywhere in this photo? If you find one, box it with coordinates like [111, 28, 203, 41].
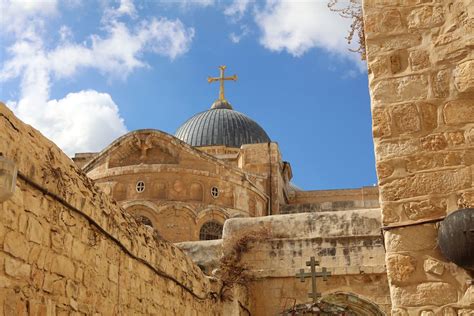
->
[72, 65, 378, 244]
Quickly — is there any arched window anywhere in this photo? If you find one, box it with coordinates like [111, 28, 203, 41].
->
[135, 215, 154, 228]
[199, 221, 223, 240]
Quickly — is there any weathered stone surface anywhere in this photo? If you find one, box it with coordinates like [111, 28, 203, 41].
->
[431, 69, 450, 98]
[0, 157, 17, 203]
[380, 168, 471, 201]
[391, 282, 457, 306]
[26, 216, 44, 245]
[51, 255, 76, 279]
[421, 134, 448, 151]
[373, 107, 392, 138]
[443, 100, 474, 125]
[402, 199, 446, 221]
[365, 9, 405, 35]
[391, 103, 421, 133]
[3, 231, 29, 261]
[409, 50, 430, 71]
[5, 256, 31, 279]
[386, 254, 416, 283]
[423, 257, 444, 276]
[454, 60, 474, 93]
[385, 224, 437, 252]
[376, 162, 395, 179]
[365, 0, 473, 313]
[407, 6, 444, 29]
[373, 75, 429, 104]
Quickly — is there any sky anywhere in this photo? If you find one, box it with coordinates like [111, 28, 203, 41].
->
[0, 0, 377, 191]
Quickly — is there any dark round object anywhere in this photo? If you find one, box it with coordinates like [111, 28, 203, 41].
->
[175, 107, 270, 148]
[438, 208, 474, 270]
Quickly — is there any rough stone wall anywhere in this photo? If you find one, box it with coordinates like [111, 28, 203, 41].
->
[282, 186, 380, 214]
[0, 103, 244, 315]
[363, 0, 474, 314]
[221, 210, 391, 315]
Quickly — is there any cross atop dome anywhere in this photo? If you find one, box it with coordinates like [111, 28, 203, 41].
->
[207, 65, 237, 110]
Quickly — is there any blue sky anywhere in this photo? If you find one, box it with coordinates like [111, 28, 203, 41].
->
[0, 0, 376, 190]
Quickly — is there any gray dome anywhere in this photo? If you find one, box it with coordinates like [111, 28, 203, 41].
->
[175, 102, 270, 148]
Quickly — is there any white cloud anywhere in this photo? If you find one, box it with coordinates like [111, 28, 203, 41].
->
[10, 91, 127, 155]
[224, 0, 252, 20]
[0, 0, 58, 37]
[1, 0, 195, 156]
[253, 0, 364, 68]
[229, 25, 250, 44]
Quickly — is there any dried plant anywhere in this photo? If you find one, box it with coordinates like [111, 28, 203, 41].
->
[328, 0, 366, 60]
[218, 227, 273, 300]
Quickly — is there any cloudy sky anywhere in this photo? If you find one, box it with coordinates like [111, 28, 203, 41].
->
[0, 0, 375, 190]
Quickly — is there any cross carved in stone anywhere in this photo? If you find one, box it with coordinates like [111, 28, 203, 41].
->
[296, 256, 332, 303]
[207, 65, 237, 102]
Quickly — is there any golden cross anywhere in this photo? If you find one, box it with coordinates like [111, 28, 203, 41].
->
[207, 65, 237, 101]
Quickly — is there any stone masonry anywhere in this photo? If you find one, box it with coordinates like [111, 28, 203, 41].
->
[0, 103, 247, 315]
[363, 0, 474, 314]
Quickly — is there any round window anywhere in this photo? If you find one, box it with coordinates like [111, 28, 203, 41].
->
[210, 186, 219, 198]
[136, 181, 145, 193]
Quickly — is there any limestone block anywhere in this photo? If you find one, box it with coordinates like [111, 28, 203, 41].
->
[392, 308, 408, 316]
[376, 162, 395, 180]
[421, 134, 448, 151]
[431, 69, 450, 98]
[387, 253, 416, 283]
[442, 306, 457, 316]
[0, 156, 17, 202]
[26, 216, 44, 245]
[391, 103, 422, 134]
[385, 224, 437, 252]
[51, 255, 75, 279]
[3, 231, 30, 261]
[365, 9, 405, 35]
[5, 256, 31, 279]
[375, 139, 420, 160]
[403, 199, 446, 221]
[409, 50, 430, 71]
[372, 107, 391, 138]
[454, 60, 474, 93]
[443, 100, 474, 125]
[423, 257, 444, 276]
[417, 102, 438, 132]
[391, 282, 457, 306]
[380, 167, 471, 201]
[407, 6, 444, 29]
[373, 75, 429, 104]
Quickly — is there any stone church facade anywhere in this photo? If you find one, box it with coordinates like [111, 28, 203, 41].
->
[0, 0, 472, 315]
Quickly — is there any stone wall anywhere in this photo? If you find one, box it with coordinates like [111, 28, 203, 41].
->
[0, 103, 245, 315]
[363, 0, 474, 314]
[221, 210, 391, 315]
[282, 186, 380, 214]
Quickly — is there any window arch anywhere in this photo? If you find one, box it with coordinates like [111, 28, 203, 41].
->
[134, 214, 154, 228]
[199, 221, 223, 240]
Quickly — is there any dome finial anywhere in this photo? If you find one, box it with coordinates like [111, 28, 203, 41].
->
[207, 65, 237, 109]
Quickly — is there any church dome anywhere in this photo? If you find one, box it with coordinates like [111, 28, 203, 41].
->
[175, 100, 271, 148]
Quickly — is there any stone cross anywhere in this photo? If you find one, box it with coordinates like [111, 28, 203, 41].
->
[296, 256, 332, 303]
[208, 65, 237, 102]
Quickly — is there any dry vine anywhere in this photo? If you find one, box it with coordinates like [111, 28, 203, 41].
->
[328, 0, 366, 60]
[218, 227, 273, 300]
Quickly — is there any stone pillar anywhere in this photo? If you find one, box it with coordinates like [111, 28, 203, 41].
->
[0, 156, 17, 202]
[363, 0, 473, 314]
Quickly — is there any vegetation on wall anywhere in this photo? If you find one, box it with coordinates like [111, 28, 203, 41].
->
[328, 0, 366, 60]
